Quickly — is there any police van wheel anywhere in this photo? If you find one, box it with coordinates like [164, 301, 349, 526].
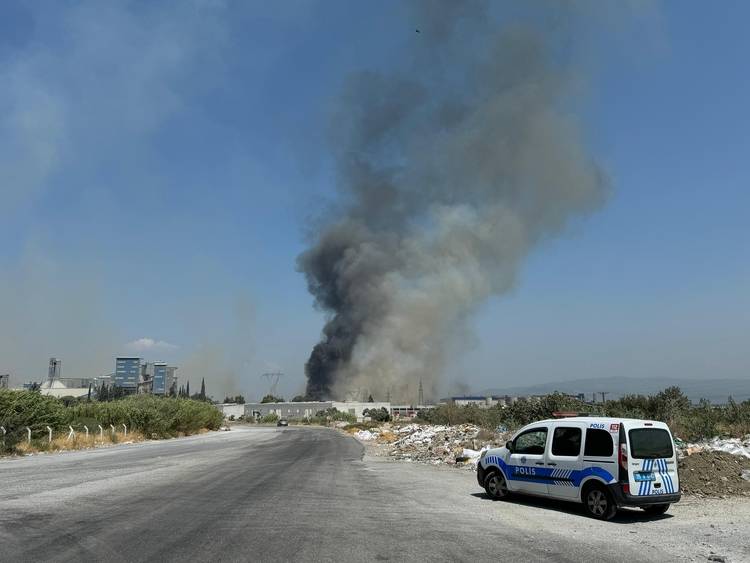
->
[583, 484, 617, 520]
[643, 503, 670, 515]
[484, 471, 509, 500]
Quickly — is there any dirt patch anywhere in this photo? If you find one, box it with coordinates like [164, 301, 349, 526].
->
[679, 450, 750, 497]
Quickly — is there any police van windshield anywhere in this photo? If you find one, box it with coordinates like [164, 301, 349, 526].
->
[628, 428, 673, 459]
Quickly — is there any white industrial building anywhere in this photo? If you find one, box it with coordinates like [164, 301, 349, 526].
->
[243, 401, 391, 422]
[216, 403, 245, 419]
[444, 395, 511, 408]
[38, 379, 91, 399]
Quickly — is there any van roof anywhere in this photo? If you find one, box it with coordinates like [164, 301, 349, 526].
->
[530, 416, 671, 429]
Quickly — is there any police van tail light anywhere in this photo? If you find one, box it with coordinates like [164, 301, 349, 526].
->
[619, 442, 628, 471]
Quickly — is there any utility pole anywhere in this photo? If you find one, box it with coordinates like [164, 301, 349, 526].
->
[344, 387, 361, 402]
[261, 372, 283, 397]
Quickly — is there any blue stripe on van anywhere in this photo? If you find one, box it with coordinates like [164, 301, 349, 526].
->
[482, 456, 614, 488]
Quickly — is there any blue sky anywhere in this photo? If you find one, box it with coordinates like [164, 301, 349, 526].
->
[0, 1, 747, 400]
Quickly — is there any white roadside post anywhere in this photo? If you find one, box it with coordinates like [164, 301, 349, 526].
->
[84, 425, 89, 440]
[122, 424, 127, 437]
[1, 425, 6, 447]
[110, 424, 115, 437]
[46, 426, 53, 443]
[26, 427, 31, 444]
[67, 426, 75, 441]
[98, 424, 104, 441]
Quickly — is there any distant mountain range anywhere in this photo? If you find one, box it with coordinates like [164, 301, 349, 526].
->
[482, 376, 750, 404]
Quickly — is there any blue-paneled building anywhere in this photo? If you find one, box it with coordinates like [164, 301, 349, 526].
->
[152, 362, 168, 395]
[115, 357, 141, 389]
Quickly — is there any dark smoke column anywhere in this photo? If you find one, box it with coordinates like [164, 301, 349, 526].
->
[299, 0, 608, 401]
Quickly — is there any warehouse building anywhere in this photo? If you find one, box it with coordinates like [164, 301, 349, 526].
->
[243, 401, 391, 422]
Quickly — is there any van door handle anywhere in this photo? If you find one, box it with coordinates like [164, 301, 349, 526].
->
[535, 462, 545, 465]
[547, 463, 557, 466]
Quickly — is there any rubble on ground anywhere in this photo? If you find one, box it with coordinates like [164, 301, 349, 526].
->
[354, 429, 378, 441]
[675, 435, 750, 497]
[350, 422, 507, 469]
[678, 436, 750, 459]
[678, 450, 750, 497]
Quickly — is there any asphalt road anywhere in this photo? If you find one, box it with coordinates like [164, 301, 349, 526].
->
[0, 427, 746, 562]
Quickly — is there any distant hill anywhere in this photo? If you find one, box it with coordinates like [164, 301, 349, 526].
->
[482, 377, 750, 404]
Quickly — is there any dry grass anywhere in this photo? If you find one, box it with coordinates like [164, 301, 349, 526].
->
[14, 430, 146, 455]
[377, 431, 398, 443]
[475, 428, 496, 442]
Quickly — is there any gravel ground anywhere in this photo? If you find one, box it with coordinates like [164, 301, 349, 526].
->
[360, 440, 750, 563]
[1, 426, 748, 562]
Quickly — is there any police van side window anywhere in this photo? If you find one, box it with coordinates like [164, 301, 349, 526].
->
[584, 428, 613, 457]
[514, 428, 547, 455]
[551, 427, 581, 457]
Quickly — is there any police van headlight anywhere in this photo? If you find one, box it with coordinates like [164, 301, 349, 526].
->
[480, 450, 487, 460]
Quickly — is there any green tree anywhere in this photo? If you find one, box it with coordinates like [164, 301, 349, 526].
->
[223, 395, 245, 404]
[363, 407, 390, 422]
[650, 386, 691, 424]
[200, 378, 206, 401]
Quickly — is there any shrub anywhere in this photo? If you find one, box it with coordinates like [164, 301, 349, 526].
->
[0, 390, 223, 452]
[363, 407, 390, 422]
[0, 390, 70, 450]
[418, 393, 596, 430]
[416, 387, 748, 441]
[315, 407, 356, 423]
[260, 413, 279, 423]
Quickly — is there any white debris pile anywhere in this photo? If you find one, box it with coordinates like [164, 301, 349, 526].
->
[385, 424, 493, 467]
[355, 429, 379, 441]
[680, 435, 750, 459]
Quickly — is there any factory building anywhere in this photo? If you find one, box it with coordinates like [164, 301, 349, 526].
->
[115, 357, 141, 390]
[243, 401, 392, 422]
[48, 357, 61, 381]
[115, 357, 177, 395]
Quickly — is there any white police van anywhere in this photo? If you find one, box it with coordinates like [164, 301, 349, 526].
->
[477, 415, 680, 520]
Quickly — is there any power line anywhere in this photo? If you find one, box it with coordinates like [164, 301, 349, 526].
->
[261, 372, 283, 397]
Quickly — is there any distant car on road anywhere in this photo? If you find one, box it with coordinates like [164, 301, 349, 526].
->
[277, 419, 288, 427]
[477, 415, 680, 520]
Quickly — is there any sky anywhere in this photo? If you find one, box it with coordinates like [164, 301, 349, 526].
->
[0, 1, 747, 401]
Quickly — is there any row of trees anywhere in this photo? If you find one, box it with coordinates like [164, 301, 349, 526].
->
[417, 387, 750, 441]
[240, 407, 359, 425]
[91, 378, 211, 403]
[223, 395, 245, 404]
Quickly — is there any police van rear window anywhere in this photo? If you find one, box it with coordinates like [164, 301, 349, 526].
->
[628, 428, 673, 459]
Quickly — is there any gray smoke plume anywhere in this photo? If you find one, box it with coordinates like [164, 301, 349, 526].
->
[299, 0, 608, 402]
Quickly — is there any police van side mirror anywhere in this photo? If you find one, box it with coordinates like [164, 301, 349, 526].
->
[506, 440, 514, 452]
